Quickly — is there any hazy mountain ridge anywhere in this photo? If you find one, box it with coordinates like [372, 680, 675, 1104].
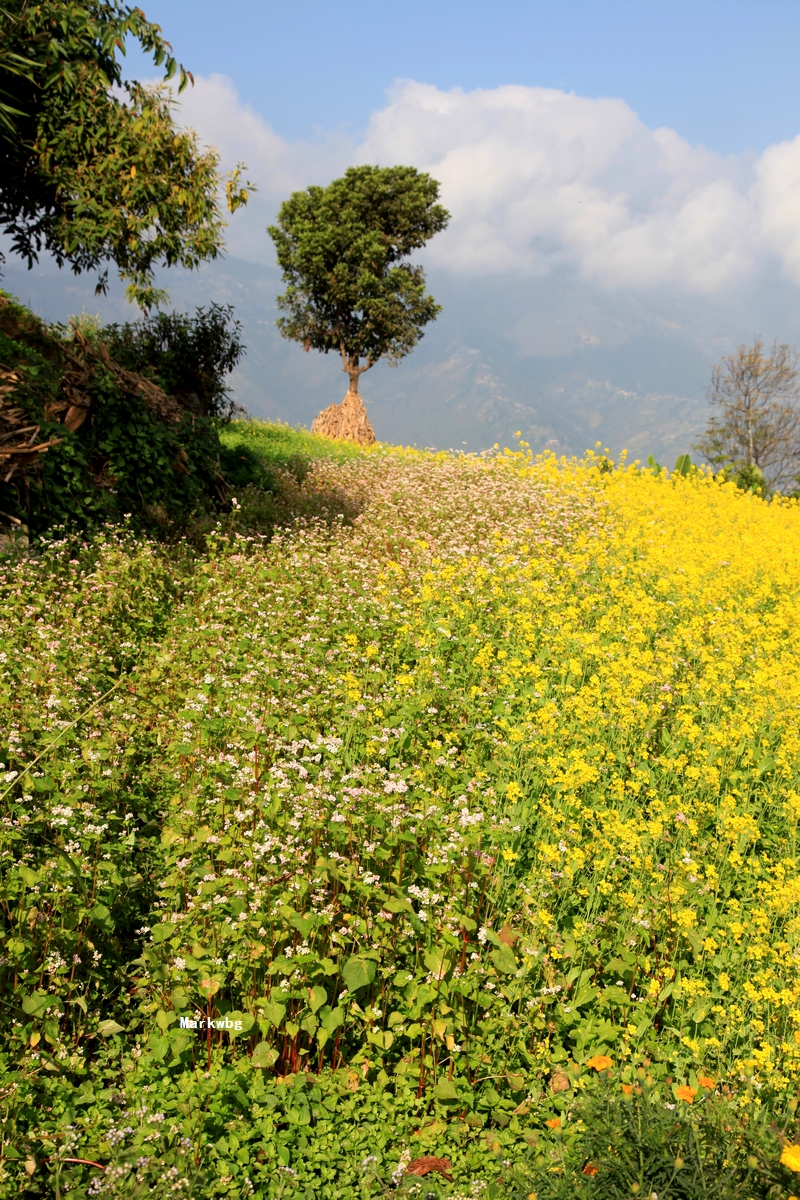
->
[4, 252, 800, 459]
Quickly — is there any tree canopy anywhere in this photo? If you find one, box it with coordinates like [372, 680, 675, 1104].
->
[0, 1, 251, 308]
[268, 165, 450, 393]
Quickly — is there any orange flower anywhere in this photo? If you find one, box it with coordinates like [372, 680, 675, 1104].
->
[545, 1117, 561, 1129]
[675, 1086, 697, 1103]
[586, 1054, 613, 1072]
[582, 1162, 599, 1176]
[698, 1075, 715, 1089]
[621, 1083, 633, 1095]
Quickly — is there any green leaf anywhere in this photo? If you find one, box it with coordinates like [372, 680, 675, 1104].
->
[226, 1011, 254, 1036]
[286, 1102, 311, 1126]
[87, 902, 114, 933]
[251, 1043, 278, 1069]
[97, 1019, 125, 1037]
[300, 1014, 318, 1037]
[22, 991, 60, 1018]
[342, 955, 376, 992]
[308, 985, 327, 1013]
[602, 985, 631, 1007]
[433, 1078, 459, 1102]
[490, 944, 518, 975]
[289, 913, 315, 938]
[423, 949, 450, 979]
[368, 1029, 394, 1051]
[259, 1001, 286, 1029]
[318, 1006, 345, 1035]
[151, 922, 176, 944]
[155, 1009, 175, 1032]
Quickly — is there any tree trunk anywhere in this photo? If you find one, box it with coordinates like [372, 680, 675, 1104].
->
[310, 385, 376, 445]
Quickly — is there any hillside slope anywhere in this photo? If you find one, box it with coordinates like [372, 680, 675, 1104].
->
[3, 448, 800, 1196]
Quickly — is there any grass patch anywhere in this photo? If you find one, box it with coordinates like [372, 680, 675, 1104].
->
[219, 419, 364, 485]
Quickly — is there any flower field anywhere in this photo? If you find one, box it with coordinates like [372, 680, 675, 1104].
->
[4, 440, 800, 1197]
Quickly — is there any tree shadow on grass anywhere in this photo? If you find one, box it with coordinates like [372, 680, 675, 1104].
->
[235, 463, 366, 534]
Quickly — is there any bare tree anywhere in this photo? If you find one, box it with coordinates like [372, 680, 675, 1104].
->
[695, 338, 800, 491]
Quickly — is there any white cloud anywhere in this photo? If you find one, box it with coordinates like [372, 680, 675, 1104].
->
[171, 73, 351, 198]
[167, 74, 352, 261]
[358, 82, 767, 292]
[173, 75, 800, 293]
[754, 134, 800, 284]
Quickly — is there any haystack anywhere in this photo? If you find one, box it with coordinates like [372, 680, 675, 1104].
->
[310, 389, 376, 445]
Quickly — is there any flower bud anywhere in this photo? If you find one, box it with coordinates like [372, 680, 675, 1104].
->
[747, 1155, 758, 1169]
[674, 1157, 684, 1170]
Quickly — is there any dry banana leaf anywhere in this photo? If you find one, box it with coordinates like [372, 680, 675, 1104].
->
[404, 1156, 453, 1181]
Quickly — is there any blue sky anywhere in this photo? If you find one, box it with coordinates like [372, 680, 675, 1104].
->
[130, 0, 800, 154]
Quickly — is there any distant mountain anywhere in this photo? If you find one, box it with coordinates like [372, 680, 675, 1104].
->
[4, 253, 800, 460]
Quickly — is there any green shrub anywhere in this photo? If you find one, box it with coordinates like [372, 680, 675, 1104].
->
[0, 294, 238, 535]
[101, 305, 245, 421]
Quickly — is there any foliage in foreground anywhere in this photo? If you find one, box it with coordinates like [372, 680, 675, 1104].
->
[4, 448, 800, 1196]
[0, 294, 250, 535]
[0, 0, 250, 307]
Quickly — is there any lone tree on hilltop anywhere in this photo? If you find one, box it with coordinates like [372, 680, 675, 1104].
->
[268, 165, 450, 444]
[695, 338, 800, 492]
[0, 0, 252, 308]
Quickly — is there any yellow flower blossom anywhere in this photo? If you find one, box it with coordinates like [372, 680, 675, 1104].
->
[781, 1145, 800, 1172]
